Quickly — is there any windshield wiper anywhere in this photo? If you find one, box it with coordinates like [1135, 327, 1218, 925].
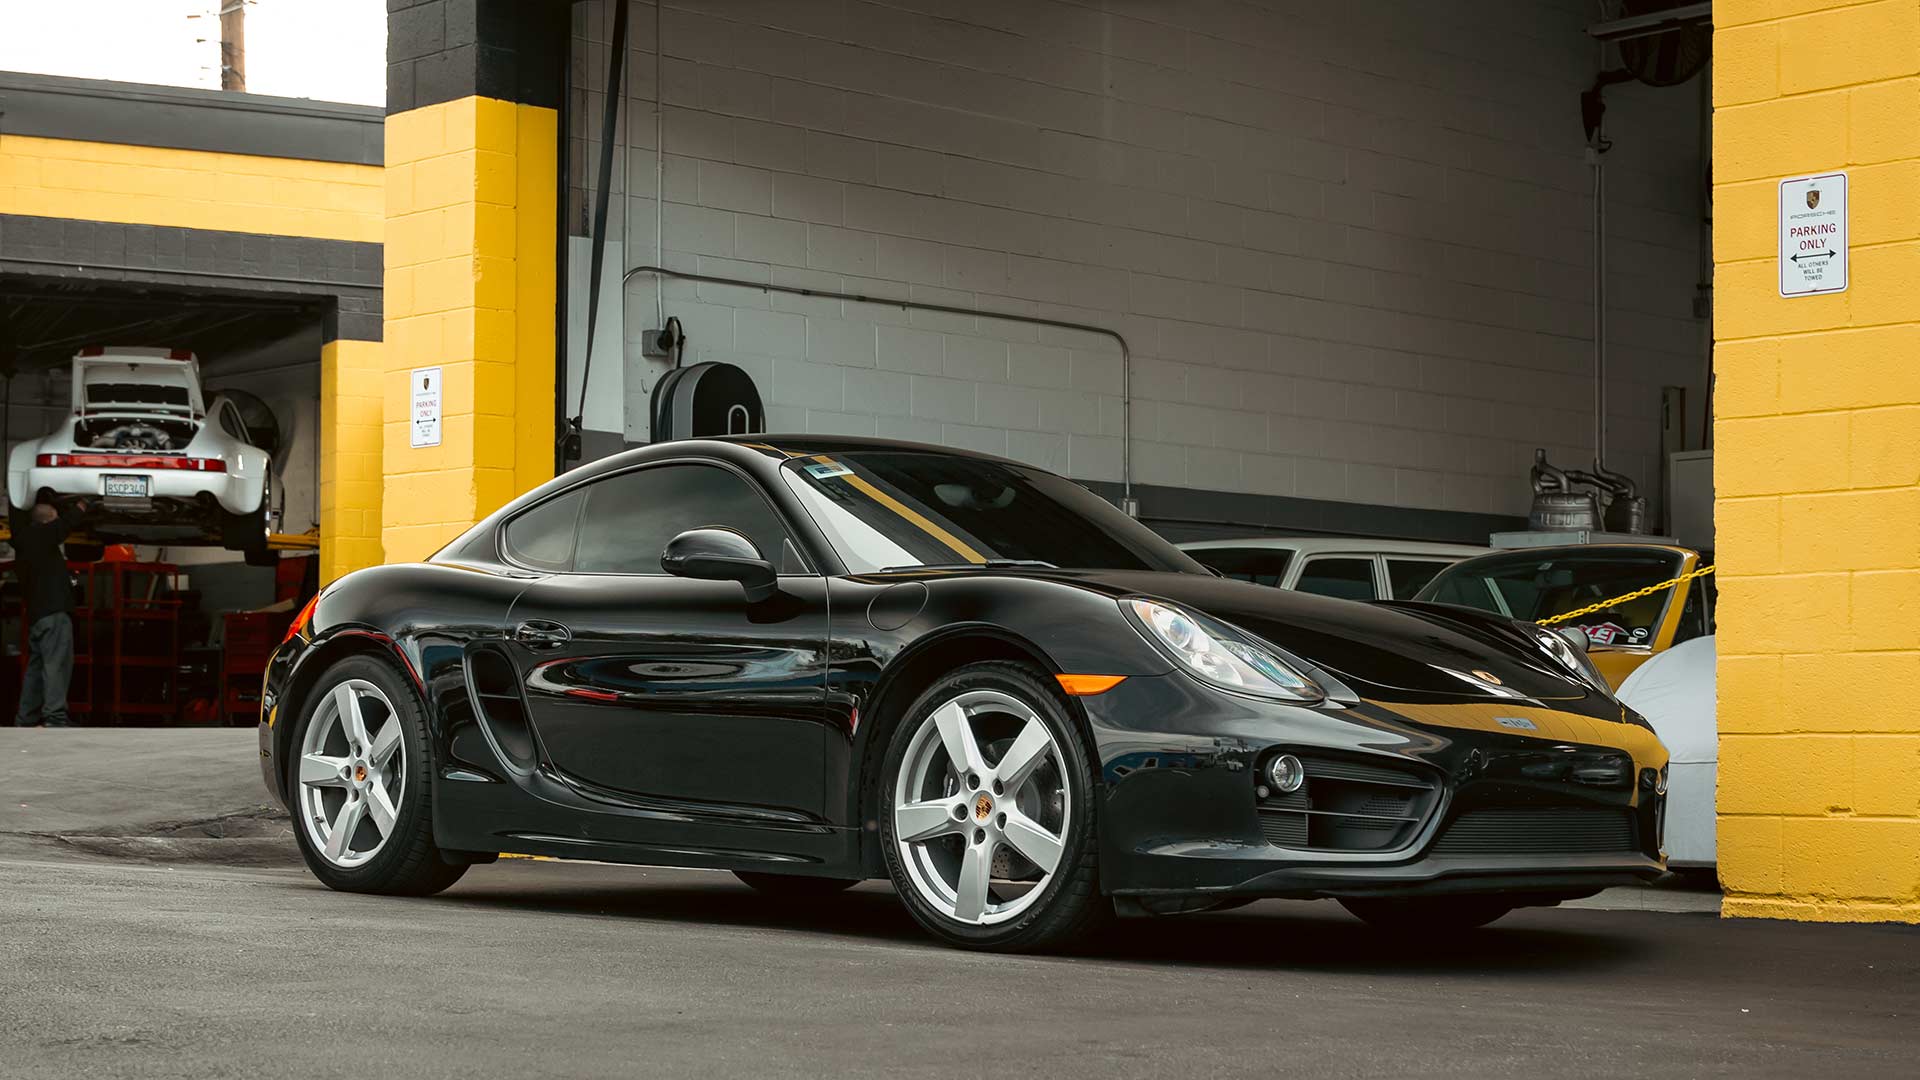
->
[878, 559, 1060, 572]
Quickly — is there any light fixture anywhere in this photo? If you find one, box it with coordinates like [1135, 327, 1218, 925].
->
[1268, 754, 1305, 794]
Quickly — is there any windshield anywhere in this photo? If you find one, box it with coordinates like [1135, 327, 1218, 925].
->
[779, 451, 1207, 574]
[85, 382, 192, 410]
[1415, 548, 1686, 647]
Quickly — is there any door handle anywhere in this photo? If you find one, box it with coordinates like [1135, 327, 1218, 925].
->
[513, 620, 572, 649]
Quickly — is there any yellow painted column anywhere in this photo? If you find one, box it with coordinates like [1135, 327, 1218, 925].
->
[318, 337, 385, 582]
[381, 96, 556, 563]
[1713, 0, 1920, 922]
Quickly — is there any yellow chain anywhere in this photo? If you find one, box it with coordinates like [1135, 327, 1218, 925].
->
[1536, 565, 1716, 627]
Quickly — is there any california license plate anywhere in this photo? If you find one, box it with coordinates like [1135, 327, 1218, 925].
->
[103, 474, 150, 498]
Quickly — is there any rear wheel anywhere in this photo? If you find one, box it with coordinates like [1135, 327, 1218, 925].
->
[1339, 896, 1515, 932]
[733, 871, 860, 897]
[878, 661, 1108, 952]
[288, 654, 466, 896]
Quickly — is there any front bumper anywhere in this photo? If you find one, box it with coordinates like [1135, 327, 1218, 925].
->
[1083, 674, 1668, 901]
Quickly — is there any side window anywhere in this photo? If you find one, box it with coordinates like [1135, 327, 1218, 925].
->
[1295, 556, 1378, 600]
[503, 488, 586, 571]
[1387, 559, 1452, 600]
[1193, 547, 1292, 587]
[572, 463, 791, 575]
[217, 400, 246, 439]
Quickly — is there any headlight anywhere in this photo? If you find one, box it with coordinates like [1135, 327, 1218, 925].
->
[1527, 623, 1612, 696]
[1123, 599, 1323, 703]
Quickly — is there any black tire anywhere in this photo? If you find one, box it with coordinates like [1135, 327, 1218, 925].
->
[287, 654, 467, 897]
[733, 871, 860, 897]
[877, 661, 1110, 952]
[1339, 896, 1515, 932]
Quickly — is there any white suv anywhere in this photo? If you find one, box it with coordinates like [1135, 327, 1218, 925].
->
[1179, 537, 1490, 601]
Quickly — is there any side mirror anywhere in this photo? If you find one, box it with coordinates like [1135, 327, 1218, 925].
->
[661, 527, 777, 603]
[1555, 626, 1591, 652]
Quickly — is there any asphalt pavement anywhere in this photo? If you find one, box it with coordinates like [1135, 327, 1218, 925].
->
[3, 729, 1915, 1078]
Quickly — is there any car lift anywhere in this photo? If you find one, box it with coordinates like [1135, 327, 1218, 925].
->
[0, 526, 319, 553]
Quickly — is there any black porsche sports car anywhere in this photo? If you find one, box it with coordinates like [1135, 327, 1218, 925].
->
[259, 436, 1668, 951]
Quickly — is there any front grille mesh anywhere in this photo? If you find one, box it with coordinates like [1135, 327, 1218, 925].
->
[1255, 754, 1439, 852]
[1430, 806, 1639, 856]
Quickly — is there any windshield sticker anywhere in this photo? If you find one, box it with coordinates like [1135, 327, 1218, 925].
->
[1580, 622, 1629, 646]
[804, 462, 853, 480]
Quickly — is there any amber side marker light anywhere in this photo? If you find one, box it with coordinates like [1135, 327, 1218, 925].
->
[282, 594, 320, 647]
[1056, 674, 1126, 696]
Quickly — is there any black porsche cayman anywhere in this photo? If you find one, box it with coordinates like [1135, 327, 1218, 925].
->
[259, 436, 1668, 951]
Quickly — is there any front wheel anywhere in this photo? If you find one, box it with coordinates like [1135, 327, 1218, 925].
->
[288, 654, 467, 896]
[1339, 896, 1515, 932]
[878, 661, 1109, 952]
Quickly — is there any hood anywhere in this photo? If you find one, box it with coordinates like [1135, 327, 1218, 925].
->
[1032, 570, 1594, 702]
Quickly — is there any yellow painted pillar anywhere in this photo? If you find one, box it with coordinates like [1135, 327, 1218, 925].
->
[1713, 0, 1920, 922]
[318, 336, 384, 581]
[379, 1, 564, 564]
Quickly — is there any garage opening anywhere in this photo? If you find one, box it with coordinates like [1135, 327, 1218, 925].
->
[2, 272, 322, 725]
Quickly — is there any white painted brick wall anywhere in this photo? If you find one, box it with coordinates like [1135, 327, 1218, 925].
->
[573, 0, 1707, 519]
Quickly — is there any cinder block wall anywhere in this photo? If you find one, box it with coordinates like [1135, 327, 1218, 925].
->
[1713, 0, 1920, 922]
[572, 0, 1706, 519]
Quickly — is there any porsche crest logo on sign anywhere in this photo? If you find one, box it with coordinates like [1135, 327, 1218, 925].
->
[1780, 172, 1847, 297]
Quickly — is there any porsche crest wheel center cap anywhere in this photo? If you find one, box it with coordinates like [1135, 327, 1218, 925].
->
[354, 764, 368, 783]
[973, 793, 994, 822]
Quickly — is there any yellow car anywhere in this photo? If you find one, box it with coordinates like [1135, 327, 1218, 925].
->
[1412, 543, 1713, 689]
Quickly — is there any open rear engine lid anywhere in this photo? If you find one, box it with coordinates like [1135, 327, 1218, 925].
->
[72, 348, 204, 416]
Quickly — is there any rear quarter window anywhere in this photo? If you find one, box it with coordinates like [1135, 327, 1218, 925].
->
[502, 489, 586, 571]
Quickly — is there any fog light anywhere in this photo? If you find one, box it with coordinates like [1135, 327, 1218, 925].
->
[1657, 764, 1669, 795]
[1268, 753, 1305, 793]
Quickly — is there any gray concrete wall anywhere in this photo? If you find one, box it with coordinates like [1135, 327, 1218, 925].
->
[568, 0, 1707, 522]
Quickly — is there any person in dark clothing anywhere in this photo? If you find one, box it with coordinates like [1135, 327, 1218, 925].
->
[11, 498, 86, 727]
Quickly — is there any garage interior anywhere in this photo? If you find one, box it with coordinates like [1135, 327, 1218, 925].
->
[0, 276, 323, 725]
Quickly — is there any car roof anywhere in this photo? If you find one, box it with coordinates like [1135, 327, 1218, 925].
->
[1446, 542, 1703, 565]
[712, 433, 1020, 463]
[572, 434, 1028, 482]
[1179, 536, 1490, 558]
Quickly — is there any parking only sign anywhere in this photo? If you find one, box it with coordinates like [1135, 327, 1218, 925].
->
[1779, 171, 1847, 297]
[411, 366, 442, 448]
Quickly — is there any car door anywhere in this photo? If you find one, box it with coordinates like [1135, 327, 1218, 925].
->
[499, 460, 833, 826]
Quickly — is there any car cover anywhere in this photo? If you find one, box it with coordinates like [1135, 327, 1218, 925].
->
[1618, 636, 1716, 764]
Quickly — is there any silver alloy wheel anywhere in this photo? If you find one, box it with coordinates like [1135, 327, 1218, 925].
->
[297, 678, 405, 868]
[892, 689, 1070, 926]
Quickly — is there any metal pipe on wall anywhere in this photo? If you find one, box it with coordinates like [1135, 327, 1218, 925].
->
[1593, 154, 1607, 467]
[618, 263, 1137, 513]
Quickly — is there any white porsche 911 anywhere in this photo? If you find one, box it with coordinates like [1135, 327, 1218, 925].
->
[7, 348, 273, 561]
